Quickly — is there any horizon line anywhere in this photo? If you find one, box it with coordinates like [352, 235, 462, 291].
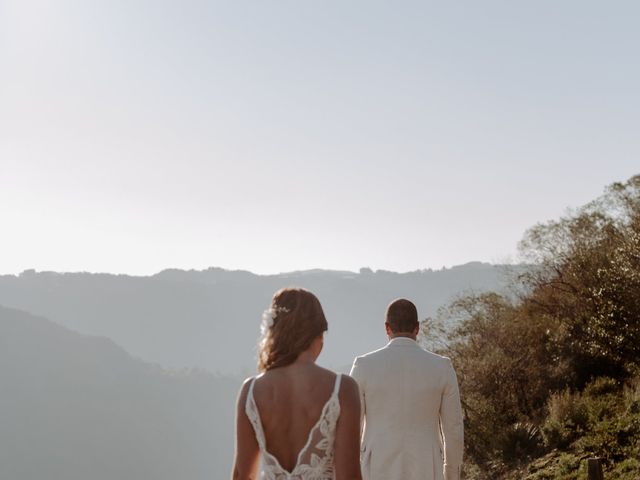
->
[2, 260, 526, 279]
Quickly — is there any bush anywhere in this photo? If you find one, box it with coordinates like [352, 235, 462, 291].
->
[542, 389, 588, 449]
[500, 422, 544, 463]
[571, 376, 639, 465]
[584, 377, 619, 397]
[610, 457, 640, 480]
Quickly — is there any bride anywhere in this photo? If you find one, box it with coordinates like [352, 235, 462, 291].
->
[232, 287, 362, 480]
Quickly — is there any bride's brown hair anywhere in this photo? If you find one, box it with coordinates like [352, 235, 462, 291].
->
[258, 287, 328, 372]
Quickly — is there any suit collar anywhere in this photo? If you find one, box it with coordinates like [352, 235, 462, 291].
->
[387, 337, 419, 348]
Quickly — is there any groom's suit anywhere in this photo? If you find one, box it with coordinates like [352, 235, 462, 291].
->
[350, 337, 464, 480]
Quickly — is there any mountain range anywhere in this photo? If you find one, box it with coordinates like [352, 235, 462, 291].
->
[0, 263, 521, 479]
[0, 263, 520, 374]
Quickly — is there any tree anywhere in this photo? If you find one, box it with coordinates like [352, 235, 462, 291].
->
[441, 175, 640, 475]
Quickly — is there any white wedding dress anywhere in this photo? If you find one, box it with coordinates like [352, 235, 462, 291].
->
[245, 373, 342, 480]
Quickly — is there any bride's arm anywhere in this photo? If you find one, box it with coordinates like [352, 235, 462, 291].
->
[334, 375, 363, 480]
[231, 379, 260, 480]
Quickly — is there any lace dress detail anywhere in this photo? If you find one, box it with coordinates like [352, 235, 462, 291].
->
[245, 374, 342, 480]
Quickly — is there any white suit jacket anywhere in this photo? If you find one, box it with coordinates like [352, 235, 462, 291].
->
[350, 337, 464, 480]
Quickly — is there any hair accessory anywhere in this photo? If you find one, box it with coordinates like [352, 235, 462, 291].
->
[260, 306, 290, 335]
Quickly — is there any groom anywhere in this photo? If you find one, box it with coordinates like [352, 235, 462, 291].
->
[349, 298, 464, 480]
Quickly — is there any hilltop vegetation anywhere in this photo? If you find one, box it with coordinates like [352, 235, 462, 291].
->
[434, 176, 640, 479]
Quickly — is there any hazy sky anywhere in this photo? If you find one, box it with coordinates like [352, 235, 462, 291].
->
[1, 1, 638, 275]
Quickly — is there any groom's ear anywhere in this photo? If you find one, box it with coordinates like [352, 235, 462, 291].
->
[385, 322, 393, 336]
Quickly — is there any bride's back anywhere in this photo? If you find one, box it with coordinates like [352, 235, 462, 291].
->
[233, 287, 361, 480]
[252, 363, 337, 471]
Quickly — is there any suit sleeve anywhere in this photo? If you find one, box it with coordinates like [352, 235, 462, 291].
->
[440, 358, 464, 480]
[348, 357, 366, 440]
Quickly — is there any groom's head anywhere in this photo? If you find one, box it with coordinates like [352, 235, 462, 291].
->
[385, 298, 419, 339]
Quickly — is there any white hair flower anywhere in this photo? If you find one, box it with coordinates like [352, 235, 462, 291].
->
[260, 306, 289, 336]
[260, 308, 276, 335]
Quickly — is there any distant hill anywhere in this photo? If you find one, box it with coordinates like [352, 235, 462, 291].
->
[0, 305, 239, 480]
[0, 263, 522, 373]
[0, 264, 523, 479]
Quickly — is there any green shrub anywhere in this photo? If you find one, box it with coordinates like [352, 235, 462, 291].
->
[610, 457, 640, 480]
[583, 376, 619, 397]
[623, 375, 640, 414]
[542, 389, 587, 449]
[500, 422, 544, 463]
[569, 376, 640, 467]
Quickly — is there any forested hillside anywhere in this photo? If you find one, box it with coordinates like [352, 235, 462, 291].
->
[437, 176, 640, 479]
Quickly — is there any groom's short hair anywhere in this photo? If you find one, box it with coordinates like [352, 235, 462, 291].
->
[385, 298, 418, 333]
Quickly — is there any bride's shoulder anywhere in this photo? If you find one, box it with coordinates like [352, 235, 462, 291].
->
[312, 366, 359, 397]
[336, 374, 360, 411]
[237, 373, 264, 398]
[339, 374, 359, 393]
[311, 366, 357, 391]
[312, 364, 339, 377]
[240, 373, 262, 386]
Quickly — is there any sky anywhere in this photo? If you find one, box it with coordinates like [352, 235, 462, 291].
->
[1, 0, 638, 275]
